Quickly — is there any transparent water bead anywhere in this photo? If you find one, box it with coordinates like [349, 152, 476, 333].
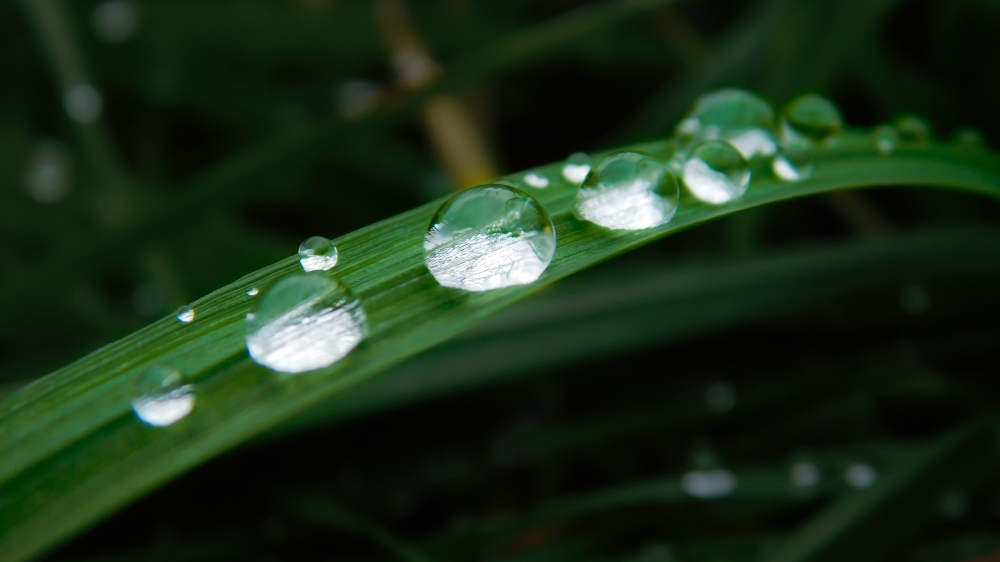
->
[790, 462, 821, 488]
[562, 152, 593, 184]
[874, 125, 898, 155]
[771, 153, 813, 182]
[781, 94, 843, 144]
[896, 115, 931, 143]
[247, 287, 259, 296]
[575, 151, 679, 231]
[425, 185, 555, 292]
[725, 127, 778, 160]
[523, 172, 549, 188]
[844, 463, 878, 489]
[681, 469, 737, 499]
[682, 140, 751, 204]
[176, 306, 195, 323]
[132, 365, 195, 427]
[677, 88, 775, 138]
[298, 236, 338, 272]
[246, 273, 367, 374]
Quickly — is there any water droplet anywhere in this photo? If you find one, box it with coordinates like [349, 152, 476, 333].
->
[523, 172, 550, 188]
[132, 365, 195, 427]
[176, 306, 195, 323]
[681, 469, 736, 499]
[896, 115, 931, 143]
[424, 185, 556, 292]
[63, 84, 104, 124]
[678, 89, 775, 138]
[246, 273, 367, 374]
[781, 94, 843, 145]
[705, 381, 736, 413]
[92, 1, 138, 43]
[682, 141, 751, 204]
[874, 125, 898, 155]
[790, 462, 821, 488]
[298, 236, 338, 272]
[899, 285, 930, 315]
[575, 151, 679, 231]
[247, 287, 259, 296]
[955, 127, 984, 147]
[24, 140, 71, 203]
[562, 152, 593, 184]
[771, 152, 813, 182]
[844, 463, 877, 488]
[725, 127, 778, 159]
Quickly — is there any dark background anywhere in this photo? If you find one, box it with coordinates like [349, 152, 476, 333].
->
[4, 0, 1000, 560]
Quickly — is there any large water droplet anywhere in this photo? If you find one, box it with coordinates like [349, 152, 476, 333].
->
[682, 141, 750, 204]
[298, 236, 338, 272]
[874, 125, 898, 155]
[896, 115, 931, 143]
[425, 185, 555, 292]
[781, 94, 843, 145]
[562, 152, 593, 184]
[176, 306, 195, 323]
[678, 89, 775, 137]
[681, 469, 737, 499]
[575, 152, 679, 231]
[246, 273, 367, 374]
[132, 365, 195, 427]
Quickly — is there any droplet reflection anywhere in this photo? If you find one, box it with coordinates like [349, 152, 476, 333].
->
[298, 236, 338, 272]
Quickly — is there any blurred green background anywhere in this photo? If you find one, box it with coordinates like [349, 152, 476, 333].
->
[4, 0, 1000, 560]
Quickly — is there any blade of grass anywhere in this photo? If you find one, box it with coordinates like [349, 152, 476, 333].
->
[1, 133, 1000, 562]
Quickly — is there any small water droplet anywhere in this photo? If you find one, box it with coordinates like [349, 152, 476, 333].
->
[874, 125, 898, 155]
[955, 127, 984, 147]
[562, 152, 593, 184]
[523, 172, 549, 188]
[247, 287, 259, 296]
[24, 140, 71, 204]
[132, 365, 195, 427]
[575, 151, 679, 231]
[246, 273, 367, 374]
[298, 236, 338, 272]
[771, 152, 813, 182]
[63, 84, 104, 124]
[790, 462, 821, 488]
[176, 306, 195, 323]
[681, 469, 736, 499]
[725, 127, 778, 159]
[781, 94, 843, 145]
[899, 285, 930, 315]
[682, 140, 750, 204]
[425, 185, 556, 292]
[896, 115, 931, 143]
[92, 1, 139, 43]
[844, 463, 877, 488]
[678, 89, 775, 137]
[705, 381, 736, 413]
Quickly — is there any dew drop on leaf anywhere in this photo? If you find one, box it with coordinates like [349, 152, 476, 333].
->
[523, 172, 549, 188]
[771, 153, 813, 182]
[246, 273, 367, 374]
[298, 236, 338, 272]
[896, 115, 932, 143]
[424, 184, 556, 292]
[176, 305, 195, 323]
[675, 89, 777, 160]
[682, 140, 751, 204]
[132, 365, 195, 427]
[561, 152, 593, 184]
[247, 287, 259, 296]
[781, 94, 843, 145]
[874, 125, 898, 155]
[575, 151, 679, 231]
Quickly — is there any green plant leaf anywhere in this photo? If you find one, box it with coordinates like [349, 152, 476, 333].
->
[1, 131, 999, 562]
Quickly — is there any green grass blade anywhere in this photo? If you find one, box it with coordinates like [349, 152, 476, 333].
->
[1, 132, 1000, 561]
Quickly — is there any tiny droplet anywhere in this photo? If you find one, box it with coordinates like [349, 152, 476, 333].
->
[176, 306, 195, 323]
[523, 172, 550, 188]
[298, 236, 338, 272]
[781, 94, 843, 145]
[896, 115, 931, 143]
[682, 140, 751, 204]
[575, 151, 679, 231]
[132, 365, 195, 427]
[874, 125, 898, 155]
[562, 152, 593, 184]
[247, 287, 260, 296]
[24, 140, 72, 204]
[246, 273, 367, 374]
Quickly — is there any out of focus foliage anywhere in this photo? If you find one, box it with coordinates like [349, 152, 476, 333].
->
[4, 0, 1000, 561]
